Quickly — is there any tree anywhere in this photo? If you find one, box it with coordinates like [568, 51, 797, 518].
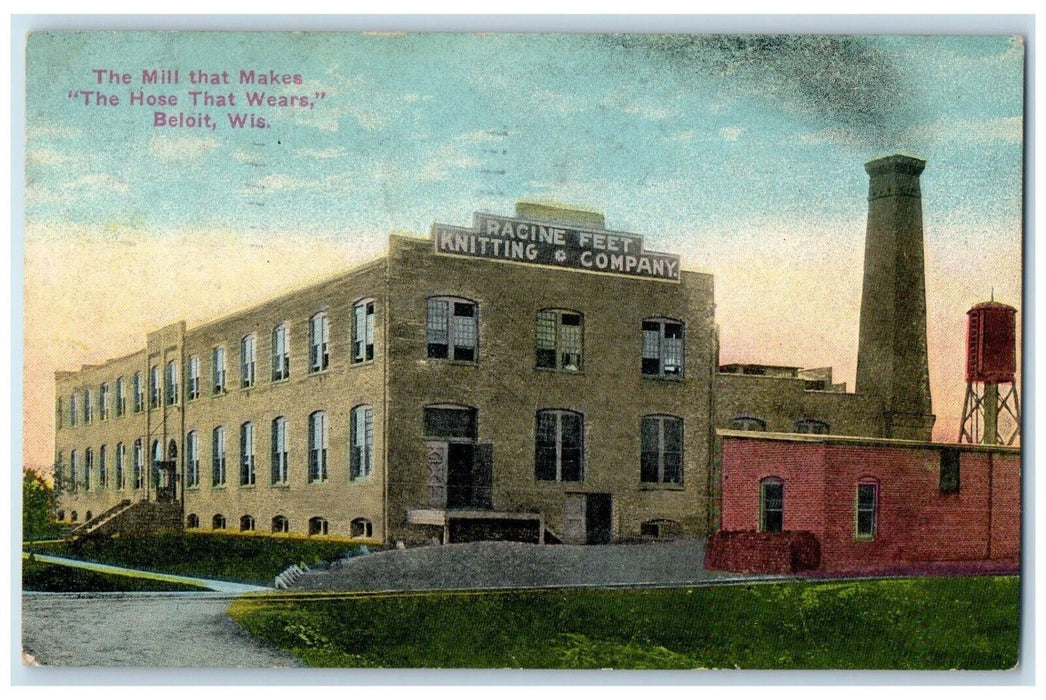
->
[23, 467, 58, 543]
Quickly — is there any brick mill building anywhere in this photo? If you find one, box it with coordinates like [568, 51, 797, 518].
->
[53, 154, 1012, 558]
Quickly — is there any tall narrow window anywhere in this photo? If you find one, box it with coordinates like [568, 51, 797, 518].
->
[535, 310, 583, 372]
[308, 411, 328, 483]
[272, 323, 290, 381]
[240, 335, 256, 388]
[70, 450, 79, 492]
[84, 388, 93, 423]
[271, 417, 288, 485]
[56, 398, 63, 430]
[133, 371, 144, 413]
[353, 300, 375, 363]
[642, 319, 685, 378]
[69, 393, 78, 427]
[535, 409, 584, 482]
[98, 444, 107, 489]
[187, 355, 201, 400]
[350, 405, 374, 479]
[165, 360, 179, 405]
[940, 449, 961, 493]
[640, 415, 683, 485]
[115, 442, 125, 490]
[856, 481, 878, 539]
[84, 448, 93, 490]
[309, 312, 330, 373]
[212, 426, 226, 486]
[760, 478, 784, 533]
[212, 346, 226, 394]
[186, 430, 200, 488]
[240, 421, 255, 486]
[133, 439, 143, 490]
[115, 376, 126, 416]
[149, 365, 161, 408]
[100, 382, 110, 420]
[427, 297, 477, 362]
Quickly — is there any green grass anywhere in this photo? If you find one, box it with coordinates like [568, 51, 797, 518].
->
[27, 533, 363, 585]
[228, 576, 1020, 669]
[22, 559, 207, 593]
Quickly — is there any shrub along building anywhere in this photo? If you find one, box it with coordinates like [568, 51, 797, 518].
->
[54, 155, 994, 553]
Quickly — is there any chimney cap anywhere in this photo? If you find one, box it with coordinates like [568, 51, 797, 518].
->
[865, 153, 926, 176]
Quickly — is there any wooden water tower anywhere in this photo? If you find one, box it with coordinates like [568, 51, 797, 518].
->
[959, 300, 1020, 445]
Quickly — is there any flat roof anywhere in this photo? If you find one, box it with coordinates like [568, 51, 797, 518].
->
[717, 429, 1020, 455]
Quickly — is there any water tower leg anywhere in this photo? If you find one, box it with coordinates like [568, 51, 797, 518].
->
[983, 382, 999, 445]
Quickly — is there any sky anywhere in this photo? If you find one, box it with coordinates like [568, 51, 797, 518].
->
[22, 31, 1025, 470]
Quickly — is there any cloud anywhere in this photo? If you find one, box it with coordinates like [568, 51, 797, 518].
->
[27, 121, 83, 140]
[663, 130, 695, 142]
[28, 148, 74, 165]
[244, 173, 307, 191]
[59, 173, 129, 194]
[401, 93, 433, 103]
[800, 115, 1023, 148]
[719, 126, 744, 142]
[149, 135, 218, 162]
[295, 147, 346, 159]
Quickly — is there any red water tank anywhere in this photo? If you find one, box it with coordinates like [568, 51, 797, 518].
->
[966, 301, 1017, 384]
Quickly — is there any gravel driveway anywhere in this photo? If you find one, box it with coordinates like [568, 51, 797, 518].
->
[294, 538, 737, 591]
[21, 593, 303, 667]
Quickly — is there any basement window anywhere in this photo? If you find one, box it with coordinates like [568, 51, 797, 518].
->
[186, 514, 199, 529]
[940, 449, 961, 494]
[351, 518, 373, 538]
[308, 516, 329, 536]
[212, 514, 227, 530]
[240, 515, 255, 532]
[272, 515, 289, 533]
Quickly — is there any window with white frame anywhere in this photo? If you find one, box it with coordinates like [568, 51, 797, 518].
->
[165, 360, 179, 405]
[150, 365, 161, 408]
[760, 478, 784, 533]
[240, 335, 256, 388]
[271, 417, 288, 485]
[69, 393, 78, 426]
[187, 356, 201, 400]
[308, 516, 329, 536]
[272, 515, 289, 533]
[116, 376, 126, 416]
[100, 382, 110, 420]
[309, 312, 330, 373]
[133, 439, 143, 490]
[308, 411, 328, 483]
[212, 426, 226, 486]
[535, 309, 583, 372]
[272, 323, 290, 381]
[240, 514, 255, 532]
[84, 388, 93, 423]
[240, 421, 255, 486]
[70, 450, 79, 492]
[642, 319, 685, 378]
[535, 409, 584, 482]
[427, 297, 477, 362]
[212, 346, 226, 394]
[212, 514, 227, 530]
[856, 481, 878, 539]
[351, 518, 373, 538]
[133, 371, 144, 413]
[186, 430, 200, 488]
[116, 442, 126, 490]
[350, 405, 373, 479]
[98, 444, 107, 489]
[84, 448, 93, 490]
[353, 300, 375, 363]
[640, 415, 683, 485]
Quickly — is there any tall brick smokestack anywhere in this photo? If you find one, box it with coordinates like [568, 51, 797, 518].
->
[856, 154, 935, 440]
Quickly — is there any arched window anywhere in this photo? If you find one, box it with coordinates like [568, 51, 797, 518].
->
[272, 323, 290, 381]
[115, 442, 125, 490]
[240, 334, 256, 388]
[84, 448, 93, 491]
[165, 360, 179, 405]
[116, 376, 126, 416]
[71, 510, 78, 523]
[133, 439, 144, 490]
[730, 415, 767, 431]
[795, 418, 829, 435]
[240, 515, 255, 532]
[308, 516, 329, 536]
[640, 415, 683, 485]
[100, 382, 110, 420]
[84, 388, 94, 423]
[149, 365, 161, 408]
[212, 426, 226, 486]
[308, 411, 328, 483]
[271, 417, 289, 485]
[760, 477, 784, 533]
[351, 518, 373, 538]
[309, 312, 330, 373]
[353, 298, 376, 363]
[855, 478, 879, 540]
[272, 515, 289, 533]
[132, 371, 144, 412]
[641, 318, 685, 378]
[212, 346, 226, 394]
[426, 296, 477, 362]
[85, 510, 93, 522]
[186, 431, 200, 488]
[186, 355, 201, 400]
[535, 409, 584, 482]
[240, 422, 255, 486]
[152, 439, 163, 465]
[98, 444, 107, 489]
[350, 405, 373, 480]
[186, 513, 200, 529]
[69, 450, 78, 492]
[535, 309, 583, 372]
[212, 514, 226, 530]
[57, 510, 65, 522]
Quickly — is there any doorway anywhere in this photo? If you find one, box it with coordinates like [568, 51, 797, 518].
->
[564, 493, 613, 544]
